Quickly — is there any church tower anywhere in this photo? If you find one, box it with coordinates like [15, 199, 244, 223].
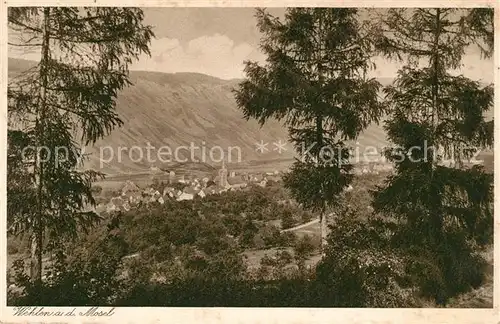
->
[168, 170, 176, 184]
[218, 159, 228, 187]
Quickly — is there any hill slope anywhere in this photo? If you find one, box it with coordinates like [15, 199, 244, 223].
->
[8, 58, 492, 175]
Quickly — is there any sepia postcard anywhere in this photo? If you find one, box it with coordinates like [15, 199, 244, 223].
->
[0, 1, 498, 323]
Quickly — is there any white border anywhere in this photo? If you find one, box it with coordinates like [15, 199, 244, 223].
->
[0, 2, 498, 323]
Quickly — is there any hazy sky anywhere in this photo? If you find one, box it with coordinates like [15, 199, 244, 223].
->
[135, 8, 493, 82]
[9, 8, 494, 83]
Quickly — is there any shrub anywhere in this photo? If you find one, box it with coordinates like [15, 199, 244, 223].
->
[7, 233, 31, 256]
[300, 211, 313, 223]
[319, 202, 490, 306]
[252, 234, 266, 249]
[240, 219, 259, 248]
[294, 235, 316, 260]
[280, 210, 295, 229]
[316, 216, 416, 307]
[7, 237, 20, 255]
[279, 231, 297, 247]
[91, 185, 103, 195]
[8, 215, 128, 306]
[403, 228, 489, 305]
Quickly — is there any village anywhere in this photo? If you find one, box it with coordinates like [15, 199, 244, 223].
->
[97, 161, 395, 214]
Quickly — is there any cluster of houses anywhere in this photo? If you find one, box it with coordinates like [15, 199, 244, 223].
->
[97, 161, 394, 214]
[100, 162, 283, 213]
[353, 162, 394, 175]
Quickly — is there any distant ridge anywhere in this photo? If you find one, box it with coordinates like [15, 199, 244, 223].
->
[8, 57, 492, 174]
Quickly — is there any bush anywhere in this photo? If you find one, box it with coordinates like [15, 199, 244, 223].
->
[403, 228, 489, 304]
[252, 234, 266, 249]
[294, 235, 316, 260]
[7, 234, 30, 256]
[8, 215, 128, 306]
[279, 231, 297, 247]
[91, 185, 103, 195]
[318, 203, 490, 306]
[280, 210, 295, 229]
[240, 219, 259, 248]
[258, 225, 279, 248]
[300, 211, 313, 223]
[316, 216, 416, 307]
[7, 240, 19, 255]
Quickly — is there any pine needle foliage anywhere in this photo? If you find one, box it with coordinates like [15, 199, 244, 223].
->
[7, 7, 153, 292]
[234, 8, 384, 251]
[371, 8, 493, 303]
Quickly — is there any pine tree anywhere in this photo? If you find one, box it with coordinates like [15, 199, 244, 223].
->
[466, 8, 494, 59]
[7, 7, 153, 296]
[372, 8, 493, 302]
[234, 8, 384, 253]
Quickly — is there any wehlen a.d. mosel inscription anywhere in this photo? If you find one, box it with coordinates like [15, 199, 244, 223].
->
[12, 307, 115, 317]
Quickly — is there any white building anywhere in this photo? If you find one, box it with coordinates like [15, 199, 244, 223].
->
[123, 202, 131, 211]
[177, 192, 194, 201]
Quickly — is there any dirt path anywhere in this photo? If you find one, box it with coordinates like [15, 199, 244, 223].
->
[281, 218, 319, 233]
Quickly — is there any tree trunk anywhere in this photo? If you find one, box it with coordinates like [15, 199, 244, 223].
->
[431, 8, 441, 172]
[30, 7, 50, 292]
[429, 8, 443, 243]
[29, 228, 43, 289]
[320, 211, 328, 257]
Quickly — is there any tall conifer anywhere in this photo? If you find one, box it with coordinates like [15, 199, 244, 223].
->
[372, 8, 493, 303]
[7, 7, 153, 296]
[235, 8, 383, 252]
